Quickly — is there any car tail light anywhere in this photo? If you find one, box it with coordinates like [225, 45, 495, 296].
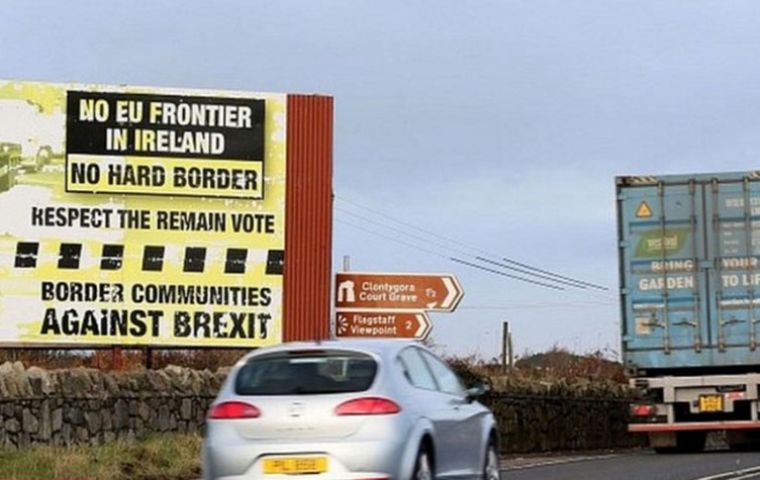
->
[335, 397, 401, 416]
[208, 401, 261, 419]
[630, 404, 655, 417]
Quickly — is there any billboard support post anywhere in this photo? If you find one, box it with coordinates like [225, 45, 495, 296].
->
[143, 347, 153, 370]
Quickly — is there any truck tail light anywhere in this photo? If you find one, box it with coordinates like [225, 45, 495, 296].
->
[335, 397, 401, 416]
[208, 401, 261, 419]
[630, 404, 656, 417]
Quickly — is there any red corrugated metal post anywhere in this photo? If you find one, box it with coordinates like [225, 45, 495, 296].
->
[283, 95, 333, 342]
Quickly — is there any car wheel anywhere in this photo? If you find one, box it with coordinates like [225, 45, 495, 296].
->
[412, 446, 434, 480]
[483, 441, 500, 480]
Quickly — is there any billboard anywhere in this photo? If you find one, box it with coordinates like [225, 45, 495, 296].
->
[0, 80, 287, 347]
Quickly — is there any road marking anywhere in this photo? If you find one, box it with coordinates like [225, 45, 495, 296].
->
[731, 474, 760, 480]
[502, 454, 618, 471]
[693, 466, 760, 480]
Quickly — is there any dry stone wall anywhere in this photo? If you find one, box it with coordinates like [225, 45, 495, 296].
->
[483, 391, 642, 453]
[0, 362, 642, 452]
[456, 364, 644, 452]
[0, 362, 224, 448]
[481, 378, 643, 453]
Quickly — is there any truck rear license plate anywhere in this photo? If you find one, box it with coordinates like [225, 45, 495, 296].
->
[262, 457, 328, 475]
[699, 394, 724, 413]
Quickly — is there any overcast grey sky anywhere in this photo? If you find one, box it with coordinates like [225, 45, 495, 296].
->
[3, 0, 760, 358]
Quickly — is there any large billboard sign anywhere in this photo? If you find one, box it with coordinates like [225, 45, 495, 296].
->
[0, 80, 287, 347]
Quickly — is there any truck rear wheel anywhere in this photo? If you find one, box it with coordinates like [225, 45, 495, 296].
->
[727, 430, 760, 451]
[653, 432, 706, 454]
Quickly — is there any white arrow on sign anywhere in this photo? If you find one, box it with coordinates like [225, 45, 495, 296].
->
[441, 276, 460, 310]
[414, 313, 432, 339]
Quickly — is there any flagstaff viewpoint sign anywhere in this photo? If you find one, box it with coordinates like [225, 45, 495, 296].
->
[0, 80, 287, 347]
[336, 311, 432, 339]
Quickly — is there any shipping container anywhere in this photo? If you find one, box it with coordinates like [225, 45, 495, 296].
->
[618, 171, 760, 374]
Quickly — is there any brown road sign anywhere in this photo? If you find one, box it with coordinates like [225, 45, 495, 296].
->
[335, 311, 432, 339]
[335, 272, 464, 312]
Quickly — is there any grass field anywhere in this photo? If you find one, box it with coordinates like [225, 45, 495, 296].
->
[0, 434, 202, 480]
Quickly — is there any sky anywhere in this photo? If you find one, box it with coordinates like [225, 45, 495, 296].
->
[3, 0, 760, 359]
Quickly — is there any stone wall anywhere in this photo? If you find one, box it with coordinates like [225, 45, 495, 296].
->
[0, 362, 642, 452]
[483, 392, 642, 453]
[0, 362, 223, 448]
[455, 362, 644, 453]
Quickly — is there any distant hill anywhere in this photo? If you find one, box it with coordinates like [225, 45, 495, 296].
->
[515, 348, 626, 383]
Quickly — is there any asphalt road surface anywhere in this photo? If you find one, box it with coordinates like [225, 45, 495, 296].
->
[501, 451, 760, 480]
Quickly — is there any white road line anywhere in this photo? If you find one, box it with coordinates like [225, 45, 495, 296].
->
[502, 454, 618, 471]
[693, 466, 760, 480]
[731, 474, 760, 480]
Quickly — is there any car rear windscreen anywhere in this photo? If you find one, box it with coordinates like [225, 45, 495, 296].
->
[235, 350, 378, 395]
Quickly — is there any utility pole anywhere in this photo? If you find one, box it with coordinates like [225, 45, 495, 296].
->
[501, 321, 513, 372]
[501, 321, 508, 372]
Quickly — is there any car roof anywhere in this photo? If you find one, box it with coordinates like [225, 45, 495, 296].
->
[239, 339, 424, 363]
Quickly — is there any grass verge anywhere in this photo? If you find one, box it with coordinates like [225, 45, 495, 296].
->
[0, 433, 202, 480]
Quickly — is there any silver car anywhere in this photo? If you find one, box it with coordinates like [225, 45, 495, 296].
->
[203, 339, 501, 480]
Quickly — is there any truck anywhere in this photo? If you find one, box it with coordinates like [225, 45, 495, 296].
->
[0, 142, 21, 192]
[618, 171, 760, 452]
[0, 99, 63, 172]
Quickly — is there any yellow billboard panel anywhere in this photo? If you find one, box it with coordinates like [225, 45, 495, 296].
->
[0, 80, 287, 347]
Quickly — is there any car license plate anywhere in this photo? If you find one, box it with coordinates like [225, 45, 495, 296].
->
[262, 457, 328, 475]
[699, 394, 724, 413]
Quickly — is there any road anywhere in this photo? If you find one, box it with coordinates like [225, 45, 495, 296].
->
[501, 451, 760, 480]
